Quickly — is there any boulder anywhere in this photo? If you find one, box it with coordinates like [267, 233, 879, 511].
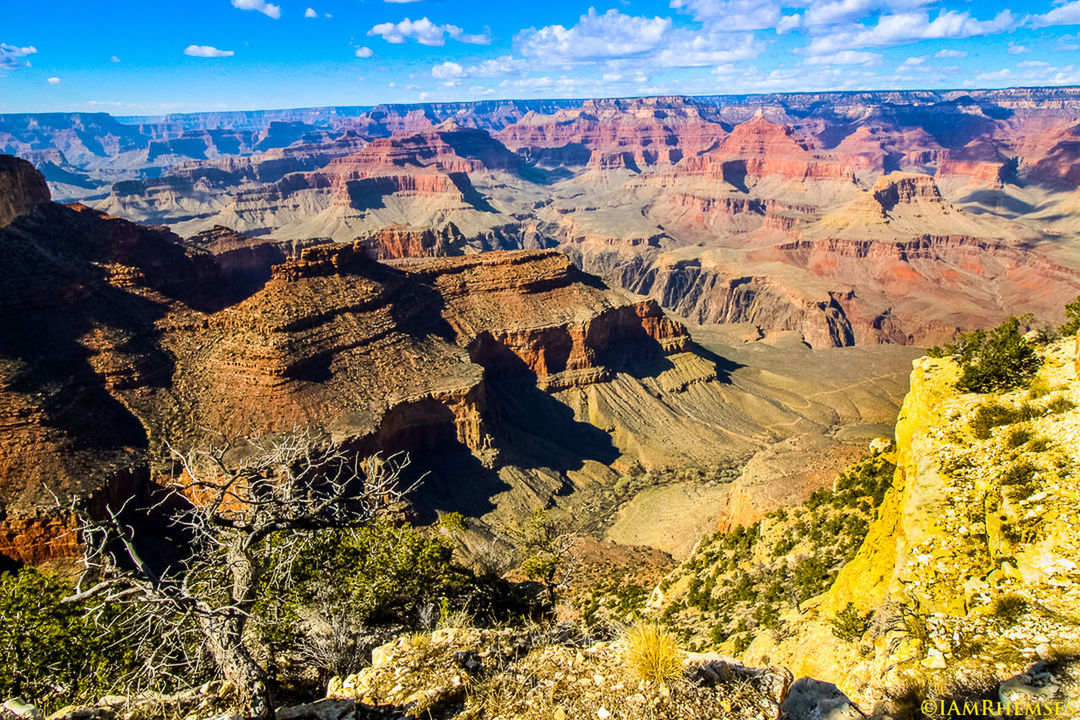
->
[781, 677, 865, 720]
[1, 699, 42, 720]
[998, 662, 1063, 707]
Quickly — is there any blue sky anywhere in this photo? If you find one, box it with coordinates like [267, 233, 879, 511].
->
[3, 0, 1080, 114]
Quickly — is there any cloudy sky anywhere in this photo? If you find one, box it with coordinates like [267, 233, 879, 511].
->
[3, 0, 1080, 113]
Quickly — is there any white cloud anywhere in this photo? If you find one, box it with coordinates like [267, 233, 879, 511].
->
[896, 55, 928, 71]
[657, 30, 763, 66]
[1008, 41, 1029, 54]
[1030, 1, 1080, 28]
[184, 45, 235, 57]
[305, 7, 317, 17]
[47, 76, 61, 85]
[497, 74, 600, 93]
[669, 0, 783, 31]
[231, 0, 281, 19]
[368, 17, 491, 46]
[1018, 60, 1050, 68]
[777, 13, 802, 33]
[516, 8, 671, 62]
[804, 0, 877, 27]
[977, 68, 1014, 82]
[464, 55, 529, 77]
[805, 10, 1016, 54]
[110, 55, 121, 62]
[669, 0, 936, 32]
[355, 46, 374, 58]
[0, 43, 37, 70]
[1058, 34, 1080, 50]
[432, 60, 464, 78]
[934, 48, 967, 58]
[803, 50, 882, 65]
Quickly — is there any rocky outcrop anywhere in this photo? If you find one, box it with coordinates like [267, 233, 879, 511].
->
[336, 123, 520, 175]
[870, 171, 943, 209]
[0, 191, 223, 564]
[0, 155, 50, 227]
[701, 114, 855, 182]
[497, 97, 723, 168]
[0, 171, 731, 563]
[355, 223, 466, 259]
[748, 338, 1080, 708]
[325, 625, 792, 720]
[612, 255, 858, 349]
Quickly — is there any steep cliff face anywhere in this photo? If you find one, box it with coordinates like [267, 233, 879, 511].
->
[648, 335, 1080, 711]
[1, 167, 750, 564]
[705, 114, 855, 182]
[0, 155, 50, 227]
[496, 97, 724, 168]
[612, 255, 858, 349]
[355, 223, 467, 259]
[763, 338, 1080, 706]
[0, 172, 222, 565]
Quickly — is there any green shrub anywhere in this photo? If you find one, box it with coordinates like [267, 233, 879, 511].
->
[1005, 428, 1032, 449]
[255, 520, 516, 641]
[1027, 436, 1052, 452]
[1000, 461, 1038, 495]
[1045, 395, 1077, 414]
[830, 602, 872, 642]
[0, 568, 144, 713]
[990, 592, 1028, 623]
[1028, 377, 1054, 399]
[1060, 295, 1080, 336]
[969, 402, 1038, 439]
[931, 317, 1042, 393]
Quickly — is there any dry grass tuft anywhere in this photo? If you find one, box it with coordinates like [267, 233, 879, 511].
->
[623, 622, 684, 686]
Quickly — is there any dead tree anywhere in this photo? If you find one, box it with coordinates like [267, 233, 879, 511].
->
[62, 427, 419, 720]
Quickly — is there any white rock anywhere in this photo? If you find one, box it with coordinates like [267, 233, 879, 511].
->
[923, 649, 948, 669]
[2, 699, 42, 720]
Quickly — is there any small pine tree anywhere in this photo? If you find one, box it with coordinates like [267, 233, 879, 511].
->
[930, 316, 1041, 393]
[1061, 295, 1080, 336]
[830, 602, 872, 642]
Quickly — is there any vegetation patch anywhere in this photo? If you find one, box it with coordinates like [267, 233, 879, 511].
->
[830, 602, 873, 643]
[929, 316, 1042, 393]
[622, 622, 684, 687]
[648, 455, 895, 652]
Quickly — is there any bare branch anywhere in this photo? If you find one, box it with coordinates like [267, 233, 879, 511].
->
[60, 427, 423, 720]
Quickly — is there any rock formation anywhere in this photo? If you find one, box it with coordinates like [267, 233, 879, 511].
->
[16, 91, 1079, 349]
[0, 157, 922, 566]
[0, 155, 50, 227]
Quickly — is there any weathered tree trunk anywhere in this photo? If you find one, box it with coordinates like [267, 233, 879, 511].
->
[196, 542, 274, 719]
[199, 613, 274, 719]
